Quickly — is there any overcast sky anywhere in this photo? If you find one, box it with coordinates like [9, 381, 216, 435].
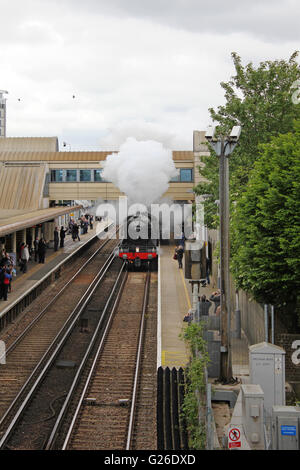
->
[1, 0, 299, 150]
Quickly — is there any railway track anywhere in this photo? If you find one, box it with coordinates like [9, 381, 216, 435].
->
[0, 254, 124, 450]
[0, 228, 120, 432]
[57, 270, 157, 451]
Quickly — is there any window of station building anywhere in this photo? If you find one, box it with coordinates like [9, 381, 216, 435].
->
[51, 169, 64, 182]
[170, 173, 180, 182]
[94, 169, 105, 182]
[170, 169, 193, 182]
[180, 169, 193, 182]
[80, 169, 91, 182]
[66, 169, 77, 182]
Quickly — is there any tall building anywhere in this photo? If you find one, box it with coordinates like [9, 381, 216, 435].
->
[0, 90, 8, 137]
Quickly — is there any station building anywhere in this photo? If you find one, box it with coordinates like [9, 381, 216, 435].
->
[0, 133, 208, 258]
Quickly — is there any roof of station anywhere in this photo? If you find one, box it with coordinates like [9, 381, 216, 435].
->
[0, 165, 46, 211]
[0, 137, 59, 152]
[0, 205, 82, 237]
[0, 150, 194, 162]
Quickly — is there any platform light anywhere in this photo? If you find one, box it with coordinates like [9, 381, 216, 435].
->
[204, 125, 241, 383]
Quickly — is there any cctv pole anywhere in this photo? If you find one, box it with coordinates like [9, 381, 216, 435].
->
[205, 125, 240, 383]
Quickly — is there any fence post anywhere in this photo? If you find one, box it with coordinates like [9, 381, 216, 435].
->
[264, 304, 269, 343]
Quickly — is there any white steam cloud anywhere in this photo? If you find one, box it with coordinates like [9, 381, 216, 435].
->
[102, 137, 178, 206]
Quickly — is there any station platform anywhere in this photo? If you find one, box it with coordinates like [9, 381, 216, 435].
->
[0, 219, 112, 321]
[158, 242, 250, 381]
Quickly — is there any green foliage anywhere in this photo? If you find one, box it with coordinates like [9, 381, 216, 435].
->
[195, 51, 300, 228]
[179, 322, 209, 449]
[231, 121, 300, 324]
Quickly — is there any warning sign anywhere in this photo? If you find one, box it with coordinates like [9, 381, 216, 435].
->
[228, 426, 241, 449]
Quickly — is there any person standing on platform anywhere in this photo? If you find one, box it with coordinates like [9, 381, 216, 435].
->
[175, 245, 184, 269]
[206, 257, 211, 285]
[72, 223, 80, 242]
[60, 226, 67, 248]
[34, 237, 39, 262]
[209, 290, 221, 313]
[18, 243, 25, 267]
[20, 244, 30, 273]
[1, 268, 12, 301]
[38, 238, 47, 264]
[54, 227, 59, 252]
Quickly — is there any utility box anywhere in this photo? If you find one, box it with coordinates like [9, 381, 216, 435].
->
[241, 384, 265, 450]
[249, 342, 286, 418]
[272, 406, 300, 450]
[184, 240, 205, 280]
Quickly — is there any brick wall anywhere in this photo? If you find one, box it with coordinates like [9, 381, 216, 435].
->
[276, 334, 300, 382]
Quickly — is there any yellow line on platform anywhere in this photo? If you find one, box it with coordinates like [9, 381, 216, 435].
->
[161, 350, 188, 367]
[179, 268, 191, 310]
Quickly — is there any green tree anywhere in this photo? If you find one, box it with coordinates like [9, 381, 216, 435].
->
[231, 121, 300, 328]
[196, 51, 300, 227]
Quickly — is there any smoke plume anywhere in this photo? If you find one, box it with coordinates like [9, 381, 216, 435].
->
[102, 137, 178, 206]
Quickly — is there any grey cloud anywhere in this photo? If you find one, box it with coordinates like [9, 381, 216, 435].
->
[55, 0, 300, 42]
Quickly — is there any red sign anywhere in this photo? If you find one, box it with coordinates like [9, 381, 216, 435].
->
[229, 428, 240, 441]
[228, 427, 241, 449]
[229, 441, 241, 449]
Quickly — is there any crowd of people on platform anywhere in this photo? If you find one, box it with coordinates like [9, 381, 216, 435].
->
[0, 214, 95, 302]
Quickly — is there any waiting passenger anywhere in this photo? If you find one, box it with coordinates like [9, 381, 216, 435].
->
[72, 223, 80, 242]
[38, 238, 47, 263]
[0, 267, 12, 301]
[175, 245, 184, 269]
[209, 290, 221, 314]
[20, 244, 30, 273]
[54, 227, 59, 252]
[33, 237, 39, 262]
[60, 226, 67, 248]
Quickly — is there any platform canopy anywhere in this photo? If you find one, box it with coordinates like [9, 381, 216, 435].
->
[0, 205, 82, 237]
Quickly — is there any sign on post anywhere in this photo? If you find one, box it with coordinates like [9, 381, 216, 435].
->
[228, 426, 241, 449]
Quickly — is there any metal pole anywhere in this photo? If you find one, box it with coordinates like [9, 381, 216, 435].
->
[264, 304, 269, 343]
[224, 152, 232, 380]
[219, 139, 232, 382]
[271, 305, 274, 344]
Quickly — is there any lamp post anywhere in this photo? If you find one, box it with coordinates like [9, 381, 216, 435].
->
[205, 125, 241, 382]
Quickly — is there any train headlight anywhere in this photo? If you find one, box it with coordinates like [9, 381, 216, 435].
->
[136, 247, 140, 253]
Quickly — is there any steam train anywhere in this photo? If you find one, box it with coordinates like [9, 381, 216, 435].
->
[118, 213, 159, 269]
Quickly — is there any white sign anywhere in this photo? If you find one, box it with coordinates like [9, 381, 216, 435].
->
[228, 426, 242, 449]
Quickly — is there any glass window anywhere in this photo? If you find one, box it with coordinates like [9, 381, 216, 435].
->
[170, 174, 180, 182]
[66, 169, 77, 182]
[180, 169, 193, 182]
[94, 169, 105, 182]
[80, 169, 91, 182]
[51, 170, 63, 182]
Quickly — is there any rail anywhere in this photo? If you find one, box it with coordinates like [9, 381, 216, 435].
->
[0, 244, 121, 449]
[4, 225, 119, 356]
[126, 269, 151, 449]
